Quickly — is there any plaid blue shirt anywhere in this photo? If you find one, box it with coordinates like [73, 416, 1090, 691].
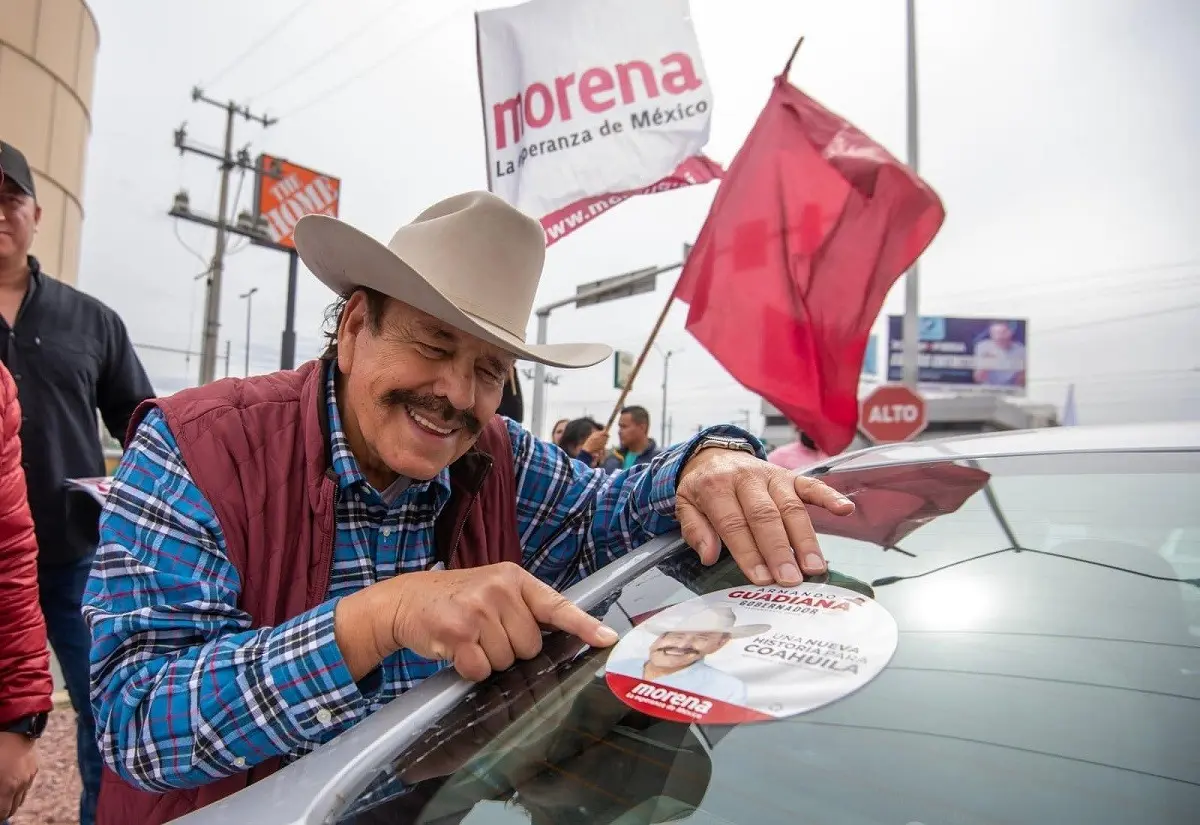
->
[84, 362, 757, 791]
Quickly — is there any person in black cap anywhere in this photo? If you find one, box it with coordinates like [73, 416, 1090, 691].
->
[0, 139, 155, 825]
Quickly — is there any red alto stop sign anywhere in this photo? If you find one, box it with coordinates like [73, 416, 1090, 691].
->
[860, 385, 928, 443]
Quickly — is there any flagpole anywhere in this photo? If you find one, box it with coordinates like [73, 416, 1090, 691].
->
[901, 0, 921, 389]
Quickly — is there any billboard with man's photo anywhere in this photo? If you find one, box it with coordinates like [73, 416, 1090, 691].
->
[886, 316, 1028, 395]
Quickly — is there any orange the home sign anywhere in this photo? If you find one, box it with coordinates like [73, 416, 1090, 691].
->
[255, 154, 341, 249]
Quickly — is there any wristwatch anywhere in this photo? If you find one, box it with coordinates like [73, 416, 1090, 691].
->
[693, 435, 757, 457]
[1, 712, 48, 740]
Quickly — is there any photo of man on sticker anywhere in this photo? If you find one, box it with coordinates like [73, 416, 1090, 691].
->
[606, 606, 770, 705]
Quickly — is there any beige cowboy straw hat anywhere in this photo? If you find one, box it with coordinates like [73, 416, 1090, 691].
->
[293, 191, 612, 369]
[642, 605, 771, 640]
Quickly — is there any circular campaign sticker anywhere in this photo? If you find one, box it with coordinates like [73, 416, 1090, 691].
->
[604, 584, 899, 725]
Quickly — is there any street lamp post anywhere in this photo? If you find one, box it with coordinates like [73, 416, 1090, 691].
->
[530, 308, 553, 440]
[657, 346, 680, 446]
[528, 262, 679, 439]
[240, 287, 258, 377]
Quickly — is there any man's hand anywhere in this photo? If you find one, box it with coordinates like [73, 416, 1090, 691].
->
[0, 732, 38, 820]
[390, 565, 620, 681]
[338, 564, 619, 683]
[581, 430, 608, 459]
[676, 447, 855, 586]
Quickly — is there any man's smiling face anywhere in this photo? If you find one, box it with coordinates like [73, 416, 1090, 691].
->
[646, 630, 731, 674]
[336, 289, 515, 485]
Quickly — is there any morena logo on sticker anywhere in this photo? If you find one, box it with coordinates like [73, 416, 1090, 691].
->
[628, 683, 713, 716]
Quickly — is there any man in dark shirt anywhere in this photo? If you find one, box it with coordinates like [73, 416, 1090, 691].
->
[0, 140, 154, 825]
[602, 405, 661, 473]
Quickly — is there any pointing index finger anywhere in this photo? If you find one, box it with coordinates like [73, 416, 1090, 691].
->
[520, 573, 619, 648]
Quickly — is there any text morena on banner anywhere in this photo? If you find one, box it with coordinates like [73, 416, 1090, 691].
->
[474, 0, 721, 244]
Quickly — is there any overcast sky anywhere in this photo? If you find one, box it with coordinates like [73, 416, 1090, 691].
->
[79, 0, 1200, 439]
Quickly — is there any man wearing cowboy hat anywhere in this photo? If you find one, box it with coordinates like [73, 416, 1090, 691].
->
[83, 191, 853, 824]
[608, 606, 770, 705]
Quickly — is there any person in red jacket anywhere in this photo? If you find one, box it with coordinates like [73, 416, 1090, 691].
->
[0, 358, 52, 821]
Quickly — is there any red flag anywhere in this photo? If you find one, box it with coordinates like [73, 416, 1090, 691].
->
[673, 52, 945, 455]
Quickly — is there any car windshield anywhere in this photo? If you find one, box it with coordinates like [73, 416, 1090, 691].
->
[336, 450, 1200, 825]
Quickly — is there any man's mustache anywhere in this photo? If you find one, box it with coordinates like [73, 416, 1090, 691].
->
[382, 389, 483, 435]
[655, 646, 700, 656]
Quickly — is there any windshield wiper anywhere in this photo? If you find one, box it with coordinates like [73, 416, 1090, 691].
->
[872, 545, 1200, 589]
[873, 462, 1200, 589]
[979, 478, 1023, 549]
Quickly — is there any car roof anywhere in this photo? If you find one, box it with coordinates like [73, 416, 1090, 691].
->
[818, 421, 1200, 474]
[169, 422, 1200, 824]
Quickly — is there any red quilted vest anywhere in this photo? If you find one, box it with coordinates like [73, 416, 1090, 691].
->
[96, 359, 522, 825]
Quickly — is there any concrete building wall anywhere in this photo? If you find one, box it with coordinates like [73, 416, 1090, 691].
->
[0, 0, 99, 286]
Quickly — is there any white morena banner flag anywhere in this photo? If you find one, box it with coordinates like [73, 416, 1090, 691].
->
[475, 0, 721, 245]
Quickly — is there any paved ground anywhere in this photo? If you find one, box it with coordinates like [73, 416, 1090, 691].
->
[9, 651, 83, 825]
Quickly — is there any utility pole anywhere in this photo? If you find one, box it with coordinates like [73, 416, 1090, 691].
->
[901, 0, 922, 388]
[240, 287, 258, 376]
[171, 87, 276, 386]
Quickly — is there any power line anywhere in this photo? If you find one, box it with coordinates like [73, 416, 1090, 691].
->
[1030, 367, 1200, 385]
[172, 221, 210, 269]
[554, 366, 1200, 405]
[135, 342, 201, 357]
[248, 0, 412, 101]
[1069, 395, 1200, 408]
[948, 273, 1200, 308]
[572, 352, 1200, 399]
[874, 300, 1200, 340]
[552, 364, 1200, 410]
[1064, 389, 1200, 403]
[203, 0, 320, 89]
[276, 4, 466, 119]
[1038, 301, 1200, 334]
[929, 258, 1200, 303]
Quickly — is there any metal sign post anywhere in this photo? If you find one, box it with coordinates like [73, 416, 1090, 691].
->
[529, 265, 667, 439]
